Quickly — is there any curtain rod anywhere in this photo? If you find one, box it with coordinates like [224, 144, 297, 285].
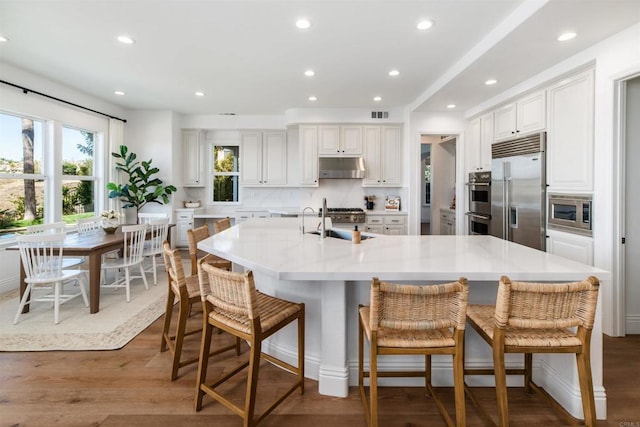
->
[0, 79, 127, 123]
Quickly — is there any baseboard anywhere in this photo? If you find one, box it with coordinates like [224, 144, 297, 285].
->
[625, 314, 640, 334]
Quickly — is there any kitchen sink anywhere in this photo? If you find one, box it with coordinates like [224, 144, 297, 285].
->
[306, 229, 374, 241]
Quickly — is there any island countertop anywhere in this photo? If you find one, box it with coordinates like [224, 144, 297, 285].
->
[197, 217, 608, 282]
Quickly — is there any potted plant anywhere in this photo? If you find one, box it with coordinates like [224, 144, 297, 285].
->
[106, 145, 177, 220]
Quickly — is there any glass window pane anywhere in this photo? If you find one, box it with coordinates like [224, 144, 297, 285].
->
[213, 145, 239, 173]
[213, 175, 238, 202]
[62, 179, 95, 222]
[63, 127, 94, 175]
[0, 178, 45, 234]
[0, 113, 44, 174]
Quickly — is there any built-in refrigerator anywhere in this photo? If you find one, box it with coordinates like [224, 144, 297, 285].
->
[490, 132, 546, 251]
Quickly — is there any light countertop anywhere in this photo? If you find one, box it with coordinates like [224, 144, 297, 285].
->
[198, 217, 608, 282]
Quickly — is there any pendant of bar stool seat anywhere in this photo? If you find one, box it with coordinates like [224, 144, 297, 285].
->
[358, 277, 469, 427]
[159, 243, 240, 381]
[464, 275, 600, 427]
[187, 224, 232, 276]
[195, 256, 305, 427]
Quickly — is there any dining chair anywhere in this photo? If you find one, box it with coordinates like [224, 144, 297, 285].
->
[160, 243, 239, 380]
[138, 212, 169, 224]
[358, 277, 469, 427]
[213, 217, 232, 234]
[76, 217, 102, 234]
[187, 224, 231, 277]
[24, 221, 84, 269]
[13, 232, 89, 324]
[142, 218, 169, 285]
[464, 275, 600, 427]
[101, 223, 149, 302]
[195, 258, 305, 426]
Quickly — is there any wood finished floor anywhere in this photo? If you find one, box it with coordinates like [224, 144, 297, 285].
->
[1, 304, 639, 427]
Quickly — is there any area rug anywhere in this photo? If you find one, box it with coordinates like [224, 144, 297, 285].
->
[0, 273, 168, 352]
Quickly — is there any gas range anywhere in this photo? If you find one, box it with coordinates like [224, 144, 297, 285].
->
[319, 208, 365, 224]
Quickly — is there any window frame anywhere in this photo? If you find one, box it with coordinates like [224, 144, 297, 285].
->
[207, 142, 241, 205]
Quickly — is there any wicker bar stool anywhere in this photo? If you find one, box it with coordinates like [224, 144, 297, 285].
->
[358, 277, 469, 427]
[213, 216, 232, 234]
[159, 242, 239, 380]
[195, 257, 305, 427]
[464, 275, 600, 427]
[187, 224, 232, 276]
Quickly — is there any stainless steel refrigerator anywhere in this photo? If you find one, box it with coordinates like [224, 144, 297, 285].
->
[490, 132, 546, 251]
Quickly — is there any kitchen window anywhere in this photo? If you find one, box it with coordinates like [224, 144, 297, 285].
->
[62, 126, 97, 218]
[211, 144, 240, 203]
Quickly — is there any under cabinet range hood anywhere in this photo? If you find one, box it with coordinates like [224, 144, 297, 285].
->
[318, 157, 365, 179]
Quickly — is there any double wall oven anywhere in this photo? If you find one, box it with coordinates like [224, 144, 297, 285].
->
[466, 171, 491, 235]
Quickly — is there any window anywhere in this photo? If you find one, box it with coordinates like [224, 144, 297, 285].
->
[211, 145, 239, 203]
[0, 113, 46, 236]
[62, 126, 96, 220]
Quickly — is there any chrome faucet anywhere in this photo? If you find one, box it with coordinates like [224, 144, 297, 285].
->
[301, 206, 315, 234]
[321, 197, 327, 238]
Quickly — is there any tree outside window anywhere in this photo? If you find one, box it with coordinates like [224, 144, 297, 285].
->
[212, 145, 239, 203]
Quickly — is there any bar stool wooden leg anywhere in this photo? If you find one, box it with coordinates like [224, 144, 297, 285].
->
[453, 330, 466, 427]
[370, 334, 379, 427]
[160, 287, 176, 352]
[244, 334, 262, 426]
[577, 330, 596, 427]
[170, 296, 190, 380]
[195, 317, 214, 411]
[524, 353, 533, 394]
[425, 355, 432, 397]
[493, 332, 509, 427]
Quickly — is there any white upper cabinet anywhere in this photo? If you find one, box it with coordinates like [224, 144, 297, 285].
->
[299, 125, 319, 187]
[182, 129, 204, 186]
[318, 125, 363, 156]
[466, 113, 493, 173]
[494, 90, 546, 141]
[240, 130, 287, 186]
[363, 125, 401, 187]
[546, 69, 594, 192]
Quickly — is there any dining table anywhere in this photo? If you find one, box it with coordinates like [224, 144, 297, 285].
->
[10, 224, 174, 314]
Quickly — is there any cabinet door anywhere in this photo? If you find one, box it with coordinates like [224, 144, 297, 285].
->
[493, 103, 517, 141]
[365, 224, 384, 234]
[517, 90, 546, 135]
[479, 113, 494, 170]
[182, 130, 203, 186]
[547, 230, 594, 265]
[546, 70, 594, 191]
[341, 126, 363, 155]
[380, 126, 401, 186]
[384, 225, 405, 235]
[362, 126, 382, 186]
[299, 126, 319, 186]
[240, 132, 263, 185]
[262, 131, 287, 185]
[318, 125, 341, 155]
[466, 118, 481, 173]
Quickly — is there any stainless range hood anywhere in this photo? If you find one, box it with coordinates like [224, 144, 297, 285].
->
[318, 157, 365, 179]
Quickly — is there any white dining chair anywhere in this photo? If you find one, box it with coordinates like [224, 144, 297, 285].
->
[138, 212, 169, 224]
[76, 217, 102, 234]
[14, 232, 89, 324]
[101, 223, 149, 302]
[24, 221, 84, 269]
[142, 218, 169, 285]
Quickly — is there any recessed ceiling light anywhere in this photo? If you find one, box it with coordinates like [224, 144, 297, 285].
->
[0, 35, 8, 42]
[114, 90, 125, 96]
[416, 20, 434, 30]
[296, 18, 311, 29]
[389, 69, 400, 77]
[308, 96, 317, 101]
[117, 35, 135, 44]
[195, 91, 205, 97]
[485, 79, 498, 85]
[304, 70, 315, 77]
[373, 96, 382, 102]
[446, 104, 456, 109]
[557, 32, 577, 42]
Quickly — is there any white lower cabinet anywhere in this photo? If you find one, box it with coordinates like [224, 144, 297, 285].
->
[440, 209, 456, 235]
[175, 210, 195, 247]
[235, 211, 269, 223]
[546, 229, 594, 265]
[365, 214, 406, 235]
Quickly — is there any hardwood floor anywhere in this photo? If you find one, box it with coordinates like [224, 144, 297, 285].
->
[1, 305, 638, 427]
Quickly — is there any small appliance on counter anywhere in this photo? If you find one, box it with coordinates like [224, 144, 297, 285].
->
[364, 195, 376, 210]
[385, 196, 400, 211]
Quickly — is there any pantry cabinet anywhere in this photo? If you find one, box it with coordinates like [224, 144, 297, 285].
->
[494, 90, 546, 141]
[299, 125, 319, 187]
[362, 125, 402, 187]
[317, 125, 363, 156]
[466, 113, 493, 173]
[182, 130, 204, 186]
[240, 131, 287, 186]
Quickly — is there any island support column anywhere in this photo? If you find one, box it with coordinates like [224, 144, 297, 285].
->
[318, 280, 349, 397]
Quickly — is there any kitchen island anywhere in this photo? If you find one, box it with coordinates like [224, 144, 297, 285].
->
[198, 217, 609, 419]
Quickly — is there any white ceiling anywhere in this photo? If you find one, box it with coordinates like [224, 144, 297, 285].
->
[0, 0, 638, 116]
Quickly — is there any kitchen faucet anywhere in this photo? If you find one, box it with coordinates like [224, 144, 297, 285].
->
[321, 197, 327, 238]
[301, 206, 315, 234]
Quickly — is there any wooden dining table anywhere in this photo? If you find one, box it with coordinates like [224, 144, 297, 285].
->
[10, 225, 174, 314]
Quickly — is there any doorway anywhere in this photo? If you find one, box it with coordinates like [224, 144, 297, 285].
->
[420, 134, 457, 235]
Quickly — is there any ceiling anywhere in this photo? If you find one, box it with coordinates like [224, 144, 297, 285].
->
[0, 0, 638, 116]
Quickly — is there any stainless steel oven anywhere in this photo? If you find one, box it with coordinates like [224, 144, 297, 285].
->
[467, 212, 491, 235]
[548, 193, 592, 236]
[467, 171, 491, 216]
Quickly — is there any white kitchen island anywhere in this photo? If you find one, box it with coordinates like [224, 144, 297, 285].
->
[198, 217, 609, 420]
